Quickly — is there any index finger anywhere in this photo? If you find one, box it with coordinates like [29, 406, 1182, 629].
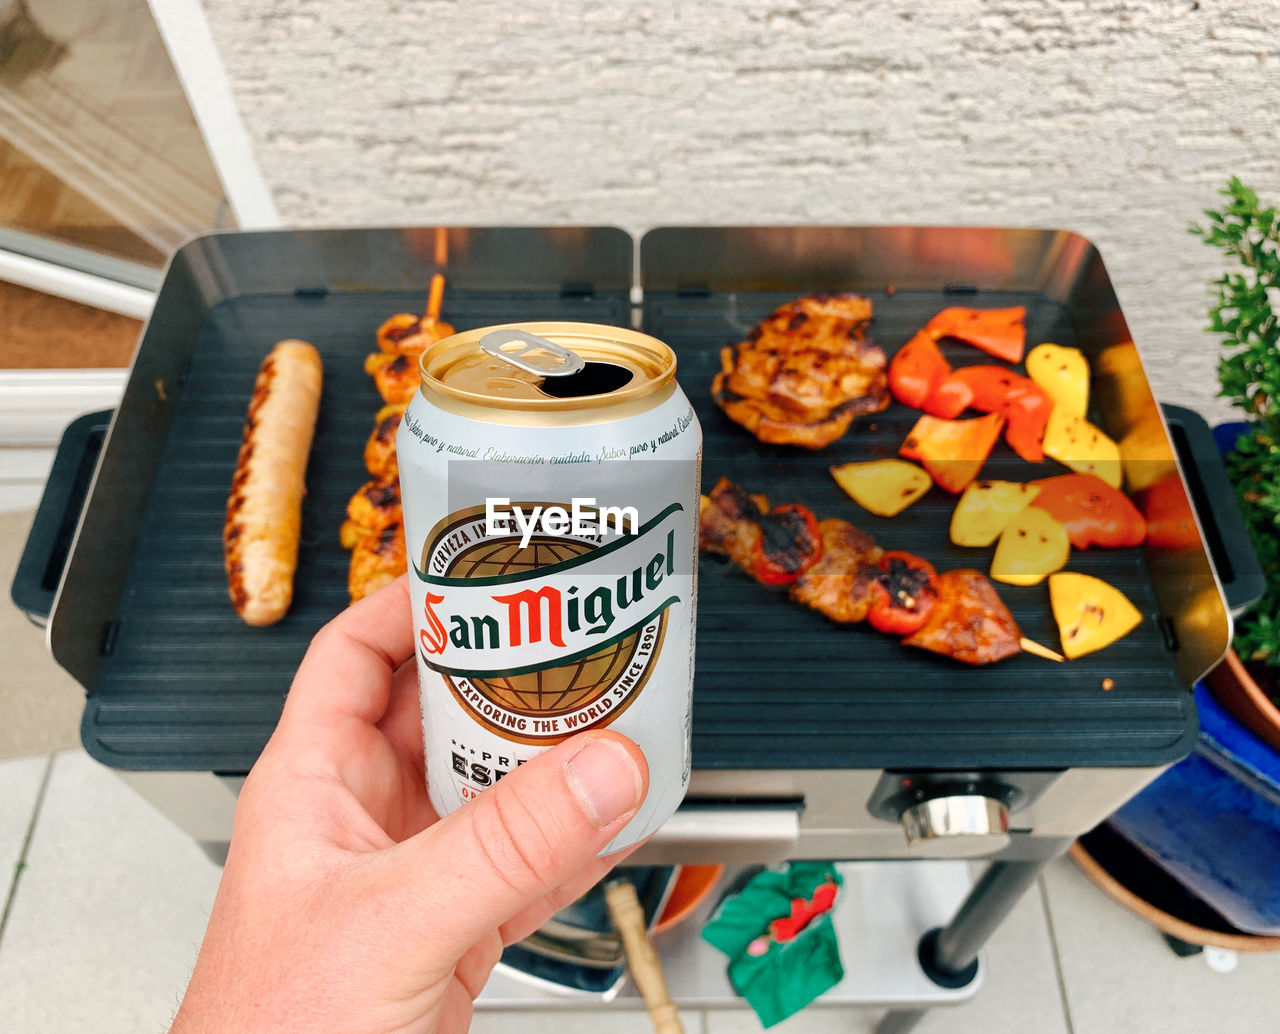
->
[280, 576, 416, 734]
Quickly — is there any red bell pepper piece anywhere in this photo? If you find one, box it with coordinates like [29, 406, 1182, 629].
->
[921, 375, 973, 419]
[868, 551, 939, 636]
[1142, 473, 1197, 551]
[1029, 473, 1147, 549]
[750, 503, 823, 586]
[899, 411, 1005, 493]
[924, 306, 1028, 363]
[943, 365, 1054, 463]
[946, 365, 1024, 411]
[888, 331, 951, 409]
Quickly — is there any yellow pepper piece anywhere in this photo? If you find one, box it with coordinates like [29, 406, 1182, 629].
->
[1026, 343, 1089, 419]
[1118, 417, 1177, 493]
[830, 459, 932, 517]
[1042, 405, 1123, 488]
[1049, 572, 1142, 660]
[990, 508, 1070, 586]
[950, 480, 1042, 548]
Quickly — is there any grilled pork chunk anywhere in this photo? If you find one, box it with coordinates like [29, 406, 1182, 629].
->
[789, 519, 884, 624]
[902, 569, 1023, 666]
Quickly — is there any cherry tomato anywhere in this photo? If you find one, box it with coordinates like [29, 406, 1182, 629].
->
[868, 551, 939, 636]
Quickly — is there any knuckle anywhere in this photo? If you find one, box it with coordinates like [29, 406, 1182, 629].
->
[467, 784, 562, 898]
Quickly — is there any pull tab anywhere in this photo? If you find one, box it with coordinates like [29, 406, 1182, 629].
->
[479, 329, 586, 378]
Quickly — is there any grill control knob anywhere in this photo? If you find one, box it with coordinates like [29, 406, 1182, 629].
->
[900, 795, 1011, 857]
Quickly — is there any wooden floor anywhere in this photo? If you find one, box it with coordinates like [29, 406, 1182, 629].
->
[0, 0, 228, 368]
[0, 137, 164, 266]
[0, 280, 140, 368]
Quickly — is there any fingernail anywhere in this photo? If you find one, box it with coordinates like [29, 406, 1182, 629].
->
[565, 737, 643, 828]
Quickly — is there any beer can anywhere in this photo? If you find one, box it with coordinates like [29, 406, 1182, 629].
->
[398, 322, 702, 853]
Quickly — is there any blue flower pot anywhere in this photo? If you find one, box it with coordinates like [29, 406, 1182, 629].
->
[1108, 684, 1280, 935]
[1211, 420, 1249, 457]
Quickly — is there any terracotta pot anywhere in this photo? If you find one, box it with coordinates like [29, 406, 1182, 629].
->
[653, 864, 725, 933]
[1205, 648, 1280, 754]
[1070, 838, 1280, 953]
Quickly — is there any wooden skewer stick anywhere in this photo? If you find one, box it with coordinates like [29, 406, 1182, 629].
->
[425, 273, 446, 322]
[1021, 636, 1065, 663]
[604, 879, 685, 1034]
[433, 225, 448, 268]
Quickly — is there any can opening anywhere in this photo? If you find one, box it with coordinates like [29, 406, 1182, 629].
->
[536, 362, 635, 399]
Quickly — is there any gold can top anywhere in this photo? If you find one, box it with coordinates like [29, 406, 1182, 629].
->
[419, 322, 676, 412]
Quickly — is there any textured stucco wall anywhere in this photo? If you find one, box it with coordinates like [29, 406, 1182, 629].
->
[200, 0, 1280, 423]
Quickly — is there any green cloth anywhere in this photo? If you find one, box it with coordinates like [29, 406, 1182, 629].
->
[702, 863, 844, 1028]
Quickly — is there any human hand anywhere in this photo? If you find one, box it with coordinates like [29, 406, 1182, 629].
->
[170, 577, 649, 1034]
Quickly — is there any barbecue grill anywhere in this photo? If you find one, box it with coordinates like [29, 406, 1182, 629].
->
[12, 226, 1262, 1029]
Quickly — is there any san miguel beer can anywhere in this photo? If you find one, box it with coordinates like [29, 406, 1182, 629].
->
[398, 322, 702, 853]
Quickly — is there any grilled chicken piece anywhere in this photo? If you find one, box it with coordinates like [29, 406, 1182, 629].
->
[365, 351, 421, 405]
[345, 478, 407, 600]
[376, 314, 456, 355]
[712, 293, 890, 449]
[349, 520, 407, 601]
[347, 476, 402, 533]
[789, 519, 884, 624]
[364, 403, 405, 479]
[902, 569, 1022, 666]
[375, 275, 456, 353]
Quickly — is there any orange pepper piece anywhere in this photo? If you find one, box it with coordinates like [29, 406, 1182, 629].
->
[899, 411, 1006, 493]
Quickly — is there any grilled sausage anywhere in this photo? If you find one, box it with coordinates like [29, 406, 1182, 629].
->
[224, 340, 323, 626]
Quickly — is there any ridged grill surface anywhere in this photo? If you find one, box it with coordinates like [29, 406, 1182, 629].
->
[83, 287, 1194, 772]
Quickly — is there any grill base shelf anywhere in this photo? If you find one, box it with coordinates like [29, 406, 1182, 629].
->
[477, 860, 982, 1011]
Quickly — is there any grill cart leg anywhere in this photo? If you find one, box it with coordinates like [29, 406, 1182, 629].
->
[875, 842, 1071, 1034]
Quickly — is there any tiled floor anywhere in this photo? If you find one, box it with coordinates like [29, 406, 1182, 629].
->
[1, 750, 1276, 1034]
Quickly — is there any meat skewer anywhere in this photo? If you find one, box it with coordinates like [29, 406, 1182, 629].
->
[700, 478, 1027, 665]
[345, 273, 455, 602]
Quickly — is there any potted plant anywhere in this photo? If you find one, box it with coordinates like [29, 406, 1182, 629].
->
[1191, 177, 1280, 749]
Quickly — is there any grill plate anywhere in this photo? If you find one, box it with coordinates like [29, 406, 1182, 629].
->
[57, 227, 1206, 774]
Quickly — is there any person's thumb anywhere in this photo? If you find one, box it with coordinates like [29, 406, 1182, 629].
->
[386, 730, 648, 959]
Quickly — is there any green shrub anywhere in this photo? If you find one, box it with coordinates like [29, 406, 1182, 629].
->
[1191, 177, 1280, 671]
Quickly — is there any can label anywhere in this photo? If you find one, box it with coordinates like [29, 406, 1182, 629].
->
[400, 378, 700, 853]
[416, 501, 685, 743]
